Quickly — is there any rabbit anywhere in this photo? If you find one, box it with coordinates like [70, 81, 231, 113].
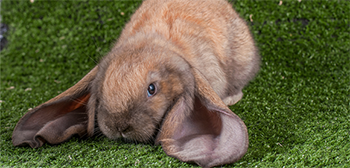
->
[12, 0, 260, 167]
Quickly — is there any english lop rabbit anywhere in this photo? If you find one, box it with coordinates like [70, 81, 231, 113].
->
[12, 0, 260, 167]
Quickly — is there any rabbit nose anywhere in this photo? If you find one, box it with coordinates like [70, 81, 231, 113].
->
[118, 125, 131, 133]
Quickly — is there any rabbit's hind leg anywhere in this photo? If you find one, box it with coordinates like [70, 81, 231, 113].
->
[222, 91, 243, 106]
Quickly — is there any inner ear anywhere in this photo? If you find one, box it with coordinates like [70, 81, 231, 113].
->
[172, 96, 222, 142]
[157, 94, 248, 167]
[12, 93, 91, 148]
[22, 94, 90, 130]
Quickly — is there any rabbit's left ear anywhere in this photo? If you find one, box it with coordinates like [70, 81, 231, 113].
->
[156, 69, 249, 167]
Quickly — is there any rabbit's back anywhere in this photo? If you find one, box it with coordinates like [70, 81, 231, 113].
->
[115, 0, 260, 100]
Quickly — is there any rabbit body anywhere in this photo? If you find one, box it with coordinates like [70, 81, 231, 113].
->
[116, 0, 260, 102]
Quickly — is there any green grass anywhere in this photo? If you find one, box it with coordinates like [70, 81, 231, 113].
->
[1, 0, 349, 167]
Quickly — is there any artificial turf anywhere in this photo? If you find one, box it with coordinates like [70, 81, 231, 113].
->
[1, 0, 349, 167]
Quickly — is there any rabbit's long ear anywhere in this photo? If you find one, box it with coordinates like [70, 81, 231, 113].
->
[156, 69, 249, 167]
[12, 67, 98, 148]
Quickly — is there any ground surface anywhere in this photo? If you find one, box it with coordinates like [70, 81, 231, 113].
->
[1, 0, 349, 167]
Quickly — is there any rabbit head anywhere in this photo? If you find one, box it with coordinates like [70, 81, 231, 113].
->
[93, 39, 195, 143]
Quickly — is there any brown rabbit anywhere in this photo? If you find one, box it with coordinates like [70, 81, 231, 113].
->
[12, 0, 260, 167]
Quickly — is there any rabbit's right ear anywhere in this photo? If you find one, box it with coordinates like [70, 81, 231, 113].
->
[156, 68, 249, 167]
[12, 66, 98, 148]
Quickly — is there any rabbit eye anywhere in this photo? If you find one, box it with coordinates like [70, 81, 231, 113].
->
[147, 83, 156, 97]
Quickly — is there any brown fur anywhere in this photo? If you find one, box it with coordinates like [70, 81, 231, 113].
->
[12, 0, 260, 167]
